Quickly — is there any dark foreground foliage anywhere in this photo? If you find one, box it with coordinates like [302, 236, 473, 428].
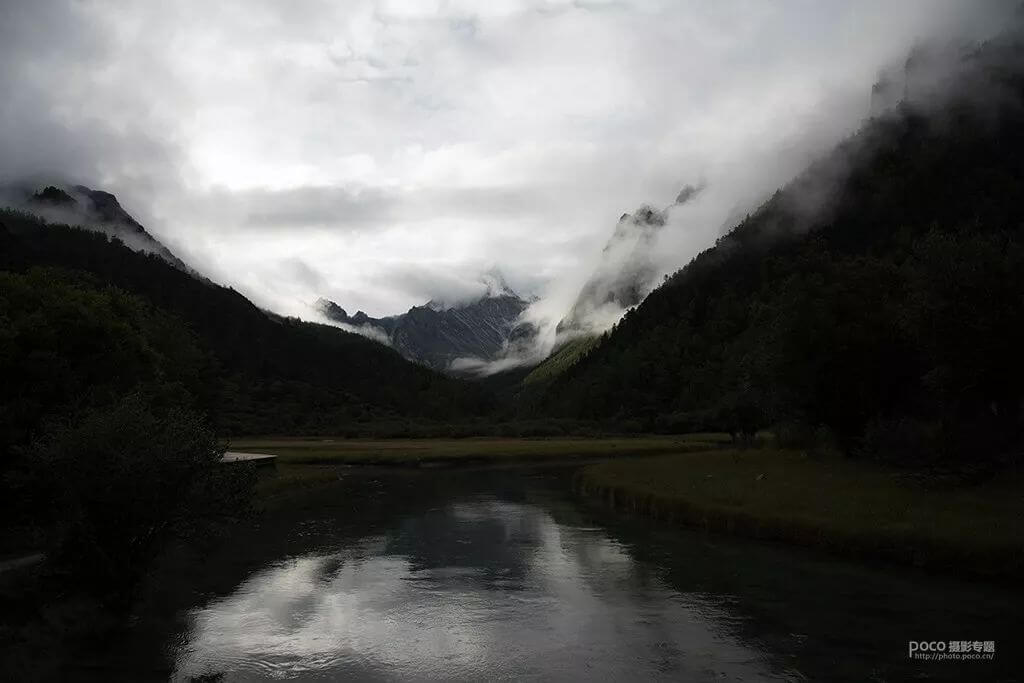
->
[19, 394, 255, 589]
[0, 268, 214, 461]
[0, 272, 255, 679]
[0, 269, 255, 589]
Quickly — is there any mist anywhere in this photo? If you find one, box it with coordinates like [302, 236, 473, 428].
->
[1, 1, 1018, 371]
[451, 4, 1022, 376]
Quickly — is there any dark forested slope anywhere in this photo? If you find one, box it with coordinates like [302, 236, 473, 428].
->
[540, 35, 1024, 466]
[0, 212, 490, 437]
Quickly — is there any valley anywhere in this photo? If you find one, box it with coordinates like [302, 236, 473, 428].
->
[3, 4, 1024, 681]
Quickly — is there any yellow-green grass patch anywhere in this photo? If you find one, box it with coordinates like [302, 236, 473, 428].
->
[578, 449, 1024, 579]
[229, 436, 728, 466]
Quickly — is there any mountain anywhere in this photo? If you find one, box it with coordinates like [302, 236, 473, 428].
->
[317, 273, 535, 375]
[523, 184, 706, 388]
[556, 206, 665, 337]
[557, 184, 703, 337]
[536, 30, 1024, 467]
[2, 183, 188, 270]
[0, 209, 491, 437]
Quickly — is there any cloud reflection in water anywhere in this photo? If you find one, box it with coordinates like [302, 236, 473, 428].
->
[173, 498, 782, 681]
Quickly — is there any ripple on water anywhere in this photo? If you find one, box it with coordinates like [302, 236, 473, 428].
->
[163, 477, 1021, 683]
[171, 499, 788, 682]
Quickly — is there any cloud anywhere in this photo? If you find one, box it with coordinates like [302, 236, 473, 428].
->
[321, 318, 393, 346]
[0, 1, 188, 217]
[186, 183, 569, 232]
[1, 0, 1017, 329]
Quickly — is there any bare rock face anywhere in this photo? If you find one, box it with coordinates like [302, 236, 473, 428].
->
[317, 272, 532, 374]
[556, 204, 667, 336]
[557, 183, 706, 338]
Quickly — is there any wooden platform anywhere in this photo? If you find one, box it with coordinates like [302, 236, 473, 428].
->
[221, 451, 278, 466]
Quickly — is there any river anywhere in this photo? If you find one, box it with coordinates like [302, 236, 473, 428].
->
[102, 465, 1021, 681]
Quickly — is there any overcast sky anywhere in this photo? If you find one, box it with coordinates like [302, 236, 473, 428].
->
[0, 0, 1013, 320]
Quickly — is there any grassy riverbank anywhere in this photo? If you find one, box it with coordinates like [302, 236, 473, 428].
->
[577, 449, 1024, 580]
[231, 435, 729, 467]
[240, 435, 732, 506]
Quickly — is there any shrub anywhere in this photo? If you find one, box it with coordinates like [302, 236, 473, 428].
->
[21, 393, 254, 590]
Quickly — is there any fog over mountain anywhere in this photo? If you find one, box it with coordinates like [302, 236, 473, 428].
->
[0, 1, 1016, 362]
[0, 183, 187, 270]
[557, 185, 703, 338]
[316, 270, 536, 373]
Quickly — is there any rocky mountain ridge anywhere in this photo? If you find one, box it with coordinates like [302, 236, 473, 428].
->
[2, 183, 187, 270]
[317, 278, 533, 374]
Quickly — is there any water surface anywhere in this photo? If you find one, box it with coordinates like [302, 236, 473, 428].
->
[120, 467, 1020, 681]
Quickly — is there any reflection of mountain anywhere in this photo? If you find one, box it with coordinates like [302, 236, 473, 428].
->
[318, 273, 535, 374]
[384, 500, 549, 588]
[4, 183, 187, 270]
[171, 486, 778, 682]
[150, 466, 1024, 682]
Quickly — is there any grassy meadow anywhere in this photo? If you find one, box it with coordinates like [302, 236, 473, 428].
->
[238, 434, 730, 504]
[577, 449, 1024, 579]
[234, 435, 1024, 578]
[230, 434, 730, 466]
